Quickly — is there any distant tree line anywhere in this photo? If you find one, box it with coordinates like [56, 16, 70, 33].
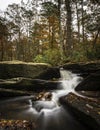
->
[0, 0, 100, 65]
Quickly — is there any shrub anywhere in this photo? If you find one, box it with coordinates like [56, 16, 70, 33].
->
[34, 49, 65, 66]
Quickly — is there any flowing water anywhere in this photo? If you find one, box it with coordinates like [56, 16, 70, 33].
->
[0, 69, 91, 130]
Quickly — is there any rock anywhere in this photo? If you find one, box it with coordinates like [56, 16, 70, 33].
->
[0, 120, 36, 130]
[75, 71, 100, 91]
[36, 91, 52, 101]
[0, 88, 30, 99]
[0, 77, 62, 91]
[60, 62, 100, 91]
[61, 62, 100, 77]
[77, 91, 100, 98]
[43, 92, 52, 100]
[36, 67, 60, 80]
[59, 92, 100, 130]
[0, 61, 51, 79]
[60, 63, 83, 73]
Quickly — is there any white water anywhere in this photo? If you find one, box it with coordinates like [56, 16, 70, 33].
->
[32, 68, 83, 113]
[52, 69, 82, 102]
[31, 69, 87, 130]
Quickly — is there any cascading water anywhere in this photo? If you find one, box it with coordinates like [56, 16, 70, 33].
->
[0, 69, 90, 130]
[50, 68, 83, 105]
[33, 68, 82, 112]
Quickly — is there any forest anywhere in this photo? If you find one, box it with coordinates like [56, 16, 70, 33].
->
[0, 0, 100, 65]
[0, 0, 100, 129]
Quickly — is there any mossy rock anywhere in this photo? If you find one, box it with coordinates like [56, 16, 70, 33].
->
[0, 61, 51, 79]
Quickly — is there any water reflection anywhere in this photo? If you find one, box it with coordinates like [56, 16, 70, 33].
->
[35, 106, 89, 130]
[0, 96, 39, 121]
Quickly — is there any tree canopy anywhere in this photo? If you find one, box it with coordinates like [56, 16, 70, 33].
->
[0, 0, 100, 65]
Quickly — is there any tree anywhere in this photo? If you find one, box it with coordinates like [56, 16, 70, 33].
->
[41, 1, 59, 49]
[0, 16, 9, 61]
[21, 0, 35, 61]
[65, 0, 73, 55]
[5, 3, 24, 60]
[85, 0, 100, 49]
[74, 0, 81, 43]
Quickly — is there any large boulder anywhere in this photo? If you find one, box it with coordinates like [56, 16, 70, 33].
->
[60, 92, 100, 130]
[36, 67, 60, 80]
[61, 62, 100, 77]
[0, 61, 51, 79]
[75, 71, 100, 91]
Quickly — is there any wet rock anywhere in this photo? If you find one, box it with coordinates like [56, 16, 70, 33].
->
[60, 63, 82, 73]
[75, 71, 100, 91]
[0, 77, 62, 91]
[61, 62, 100, 77]
[44, 92, 52, 100]
[34, 91, 52, 101]
[36, 67, 60, 80]
[0, 61, 51, 79]
[59, 92, 100, 130]
[77, 91, 100, 98]
[0, 88, 30, 99]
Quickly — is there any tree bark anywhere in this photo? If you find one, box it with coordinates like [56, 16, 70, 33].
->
[76, 2, 80, 43]
[58, 0, 64, 57]
[65, 0, 73, 55]
[81, 0, 85, 42]
[0, 39, 4, 61]
[93, 30, 100, 49]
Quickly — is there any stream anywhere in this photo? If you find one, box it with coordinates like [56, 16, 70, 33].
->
[0, 69, 91, 130]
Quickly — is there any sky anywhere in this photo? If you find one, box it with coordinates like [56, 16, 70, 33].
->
[0, 0, 27, 11]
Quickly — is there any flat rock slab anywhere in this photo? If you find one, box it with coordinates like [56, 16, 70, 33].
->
[0, 61, 51, 79]
[60, 92, 100, 130]
[0, 88, 31, 99]
[0, 77, 62, 91]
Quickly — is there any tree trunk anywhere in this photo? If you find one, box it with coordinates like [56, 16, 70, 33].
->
[58, 0, 64, 57]
[0, 38, 4, 61]
[93, 30, 100, 49]
[76, 2, 80, 43]
[65, 0, 73, 55]
[51, 26, 54, 49]
[81, 0, 85, 42]
[48, 17, 51, 48]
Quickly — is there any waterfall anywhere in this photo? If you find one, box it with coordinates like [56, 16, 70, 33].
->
[33, 68, 83, 113]
[60, 68, 73, 80]
[51, 68, 83, 102]
[60, 68, 83, 90]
